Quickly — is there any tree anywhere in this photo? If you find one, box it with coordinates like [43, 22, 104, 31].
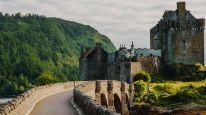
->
[133, 70, 151, 83]
[36, 71, 57, 85]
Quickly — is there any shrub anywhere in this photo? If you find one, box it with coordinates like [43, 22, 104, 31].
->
[133, 71, 151, 83]
[133, 80, 147, 98]
[142, 94, 158, 104]
[162, 82, 177, 94]
[36, 71, 57, 85]
[197, 86, 206, 94]
[169, 90, 199, 103]
[153, 85, 163, 92]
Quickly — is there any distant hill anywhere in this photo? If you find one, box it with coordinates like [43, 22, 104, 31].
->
[0, 12, 116, 97]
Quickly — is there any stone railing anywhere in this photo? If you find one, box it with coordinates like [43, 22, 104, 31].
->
[0, 82, 84, 115]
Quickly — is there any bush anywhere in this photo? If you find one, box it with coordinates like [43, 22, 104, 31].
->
[197, 86, 206, 94]
[142, 94, 158, 104]
[133, 80, 147, 98]
[169, 90, 199, 103]
[162, 82, 177, 94]
[133, 71, 151, 83]
[36, 71, 57, 85]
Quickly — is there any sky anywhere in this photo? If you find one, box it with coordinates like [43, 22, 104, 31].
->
[0, 0, 205, 49]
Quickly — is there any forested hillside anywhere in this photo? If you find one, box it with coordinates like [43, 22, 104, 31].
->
[0, 12, 116, 97]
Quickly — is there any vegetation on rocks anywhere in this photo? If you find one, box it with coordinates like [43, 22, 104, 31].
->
[134, 81, 206, 109]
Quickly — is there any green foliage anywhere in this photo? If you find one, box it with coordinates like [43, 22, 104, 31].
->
[133, 71, 151, 83]
[167, 88, 200, 103]
[36, 71, 57, 85]
[134, 80, 147, 97]
[143, 82, 206, 108]
[197, 86, 206, 94]
[0, 12, 116, 97]
[142, 94, 158, 104]
[133, 80, 148, 105]
[162, 82, 178, 94]
[195, 63, 206, 72]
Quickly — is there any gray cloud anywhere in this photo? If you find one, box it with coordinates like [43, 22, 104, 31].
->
[0, 0, 205, 49]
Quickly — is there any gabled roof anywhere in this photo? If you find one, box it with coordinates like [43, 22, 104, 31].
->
[83, 48, 95, 58]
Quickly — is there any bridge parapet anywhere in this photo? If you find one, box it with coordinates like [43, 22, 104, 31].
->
[0, 82, 86, 115]
[73, 80, 132, 115]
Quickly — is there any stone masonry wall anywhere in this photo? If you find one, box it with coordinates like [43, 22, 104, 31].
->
[74, 81, 120, 115]
[73, 80, 132, 115]
[0, 81, 86, 115]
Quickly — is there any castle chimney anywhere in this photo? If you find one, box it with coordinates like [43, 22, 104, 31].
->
[177, 2, 186, 14]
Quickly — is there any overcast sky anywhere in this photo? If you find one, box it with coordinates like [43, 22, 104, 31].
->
[0, 0, 205, 49]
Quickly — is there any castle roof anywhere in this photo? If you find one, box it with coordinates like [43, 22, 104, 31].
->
[82, 48, 95, 58]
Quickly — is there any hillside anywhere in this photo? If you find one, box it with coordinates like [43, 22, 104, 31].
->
[0, 13, 116, 97]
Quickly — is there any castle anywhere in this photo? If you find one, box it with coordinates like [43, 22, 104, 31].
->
[80, 2, 205, 82]
[150, 2, 205, 65]
[80, 43, 161, 83]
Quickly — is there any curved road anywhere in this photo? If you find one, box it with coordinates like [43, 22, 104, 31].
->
[30, 89, 78, 115]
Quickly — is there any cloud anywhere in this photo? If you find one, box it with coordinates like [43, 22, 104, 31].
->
[0, 0, 205, 50]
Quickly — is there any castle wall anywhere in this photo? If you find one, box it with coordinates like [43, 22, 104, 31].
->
[107, 59, 160, 83]
[174, 30, 204, 65]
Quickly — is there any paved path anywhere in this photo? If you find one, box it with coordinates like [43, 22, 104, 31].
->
[30, 89, 78, 115]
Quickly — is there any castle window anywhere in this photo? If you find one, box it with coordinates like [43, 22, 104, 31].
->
[171, 20, 175, 27]
[183, 40, 186, 49]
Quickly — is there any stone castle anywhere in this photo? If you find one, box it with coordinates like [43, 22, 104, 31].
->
[80, 43, 161, 83]
[80, 2, 205, 82]
[150, 2, 205, 65]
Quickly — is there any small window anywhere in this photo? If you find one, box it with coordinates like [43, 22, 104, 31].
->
[183, 40, 186, 49]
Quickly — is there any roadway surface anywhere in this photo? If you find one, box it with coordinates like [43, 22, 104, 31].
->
[30, 89, 78, 115]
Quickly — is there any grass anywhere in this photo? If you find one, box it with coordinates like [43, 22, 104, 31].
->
[145, 81, 206, 109]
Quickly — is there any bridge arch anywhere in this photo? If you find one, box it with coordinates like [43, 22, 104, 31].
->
[114, 93, 122, 113]
[101, 93, 108, 108]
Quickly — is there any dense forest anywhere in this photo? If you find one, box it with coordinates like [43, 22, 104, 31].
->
[0, 12, 116, 97]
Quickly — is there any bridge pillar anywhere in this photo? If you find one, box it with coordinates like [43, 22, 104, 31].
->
[107, 80, 115, 112]
[95, 80, 101, 105]
[121, 82, 129, 115]
[129, 84, 134, 105]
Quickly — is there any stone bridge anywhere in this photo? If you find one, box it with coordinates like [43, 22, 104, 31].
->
[74, 80, 133, 115]
[0, 80, 132, 115]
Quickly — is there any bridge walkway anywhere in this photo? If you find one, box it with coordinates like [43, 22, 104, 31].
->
[30, 89, 77, 115]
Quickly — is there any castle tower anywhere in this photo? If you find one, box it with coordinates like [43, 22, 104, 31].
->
[177, 2, 186, 29]
[150, 2, 205, 65]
